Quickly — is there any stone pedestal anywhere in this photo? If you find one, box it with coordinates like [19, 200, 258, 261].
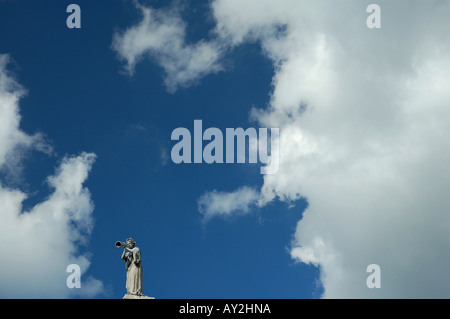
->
[123, 294, 155, 299]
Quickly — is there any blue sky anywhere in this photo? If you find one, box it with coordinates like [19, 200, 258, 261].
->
[0, 0, 317, 299]
[1, 0, 450, 299]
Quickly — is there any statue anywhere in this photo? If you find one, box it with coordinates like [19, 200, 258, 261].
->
[116, 238, 144, 296]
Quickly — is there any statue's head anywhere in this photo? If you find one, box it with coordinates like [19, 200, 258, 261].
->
[126, 238, 136, 248]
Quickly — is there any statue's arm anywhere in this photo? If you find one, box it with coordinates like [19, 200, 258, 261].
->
[133, 248, 141, 265]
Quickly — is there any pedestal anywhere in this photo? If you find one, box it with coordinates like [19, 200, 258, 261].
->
[123, 293, 155, 299]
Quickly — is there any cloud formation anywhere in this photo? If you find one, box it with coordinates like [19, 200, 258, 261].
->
[198, 186, 260, 222]
[0, 54, 104, 298]
[0, 56, 52, 183]
[112, 1, 223, 92]
[114, 0, 450, 298]
[209, 0, 450, 298]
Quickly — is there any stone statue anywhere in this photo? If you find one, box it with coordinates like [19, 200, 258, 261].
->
[118, 238, 144, 296]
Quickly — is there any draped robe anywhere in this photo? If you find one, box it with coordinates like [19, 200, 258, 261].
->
[123, 247, 143, 295]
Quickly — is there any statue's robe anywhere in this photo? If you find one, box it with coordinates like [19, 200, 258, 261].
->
[123, 247, 143, 295]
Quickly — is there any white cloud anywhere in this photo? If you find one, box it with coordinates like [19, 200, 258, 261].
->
[0, 54, 104, 298]
[112, 1, 223, 92]
[206, 0, 450, 298]
[198, 186, 260, 222]
[112, 0, 450, 298]
[0, 55, 52, 181]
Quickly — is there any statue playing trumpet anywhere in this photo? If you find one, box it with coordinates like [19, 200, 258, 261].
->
[116, 238, 144, 296]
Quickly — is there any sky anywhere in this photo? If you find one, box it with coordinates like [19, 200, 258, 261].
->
[0, 0, 449, 299]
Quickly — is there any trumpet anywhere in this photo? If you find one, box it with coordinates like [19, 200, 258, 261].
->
[115, 241, 126, 248]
